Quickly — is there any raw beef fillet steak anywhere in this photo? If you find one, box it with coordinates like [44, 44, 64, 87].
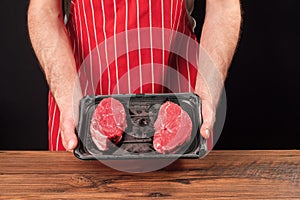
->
[153, 101, 193, 154]
[90, 98, 127, 151]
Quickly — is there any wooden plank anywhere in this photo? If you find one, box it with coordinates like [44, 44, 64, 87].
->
[0, 151, 299, 199]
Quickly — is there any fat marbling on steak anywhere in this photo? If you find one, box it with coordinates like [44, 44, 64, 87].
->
[90, 98, 127, 151]
[153, 101, 193, 154]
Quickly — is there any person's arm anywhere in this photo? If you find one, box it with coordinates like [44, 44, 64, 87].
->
[195, 0, 242, 139]
[28, 0, 81, 150]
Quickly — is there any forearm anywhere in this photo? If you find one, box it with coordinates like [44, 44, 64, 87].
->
[194, 0, 241, 139]
[28, 0, 81, 115]
[199, 0, 241, 81]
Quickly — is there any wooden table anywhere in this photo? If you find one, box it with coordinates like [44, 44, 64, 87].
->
[0, 151, 299, 199]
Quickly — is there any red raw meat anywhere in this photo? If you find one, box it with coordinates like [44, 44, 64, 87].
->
[153, 101, 192, 154]
[90, 98, 127, 151]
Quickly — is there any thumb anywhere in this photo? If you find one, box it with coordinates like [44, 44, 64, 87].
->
[200, 99, 216, 140]
[60, 117, 78, 151]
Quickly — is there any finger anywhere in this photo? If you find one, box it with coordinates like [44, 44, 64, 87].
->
[200, 99, 216, 139]
[60, 118, 78, 151]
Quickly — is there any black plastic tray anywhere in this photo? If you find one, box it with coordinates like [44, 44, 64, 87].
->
[74, 93, 207, 160]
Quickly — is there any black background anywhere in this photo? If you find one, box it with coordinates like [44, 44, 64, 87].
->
[0, 0, 299, 150]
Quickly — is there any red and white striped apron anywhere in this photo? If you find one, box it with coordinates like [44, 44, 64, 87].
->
[48, 0, 199, 151]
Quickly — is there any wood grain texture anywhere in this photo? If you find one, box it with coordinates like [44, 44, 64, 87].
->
[0, 150, 299, 199]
